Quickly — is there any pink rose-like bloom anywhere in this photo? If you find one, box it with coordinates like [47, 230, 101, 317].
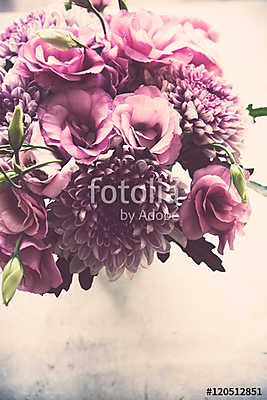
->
[0, 234, 62, 295]
[0, 185, 47, 240]
[108, 10, 219, 71]
[180, 165, 251, 254]
[20, 122, 78, 198]
[14, 28, 104, 90]
[113, 86, 182, 166]
[39, 88, 114, 164]
[177, 18, 221, 73]
[179, 18, 219, 43]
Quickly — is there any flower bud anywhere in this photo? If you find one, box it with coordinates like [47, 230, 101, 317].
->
[8, 105, 24, 152]
[36, 29, 87, 51]
[230, 164, 247, 203]
[2, 256, 23, 306]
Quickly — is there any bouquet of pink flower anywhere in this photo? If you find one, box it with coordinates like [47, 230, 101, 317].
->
[0, 0, 251, 305]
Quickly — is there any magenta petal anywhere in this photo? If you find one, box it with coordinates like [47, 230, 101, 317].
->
[180, 196, 203, 240]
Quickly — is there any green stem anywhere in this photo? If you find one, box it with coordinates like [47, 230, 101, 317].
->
[14, 235, 23, 257]
[0, 149, 14, 154]
[212, 143, 236, 164]
[21, 159, 62, 176]
[87, 1, 107, 35]
[0, 144, 54, 152]
[22, 144, 55, 152]
[118, 0, 128, 10]
[247, 104, 267, 122]
[0, 166, 22, 189]
[14, 162, 23, 175]
[14, 151, 20, 166]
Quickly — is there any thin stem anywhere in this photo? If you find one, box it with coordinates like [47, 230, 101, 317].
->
[0, 149, 14, 154]
[15, 151, 20, 166]
[21, 159, 62, 176]
[118, 0, 128, 10]
[212, 143, 236, 165]
[14, 235, 23, 257]
[14, 162, 23, 175]
[0, 144, 55, 152]
[22, 144, 55, 152]
[0, 166, 22, 189]
[87, 1, 107, 35]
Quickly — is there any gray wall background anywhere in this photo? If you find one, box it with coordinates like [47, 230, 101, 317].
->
[0, 0, 262, 12]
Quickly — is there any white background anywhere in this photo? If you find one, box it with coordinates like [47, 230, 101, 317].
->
[1, 2, 267, 399]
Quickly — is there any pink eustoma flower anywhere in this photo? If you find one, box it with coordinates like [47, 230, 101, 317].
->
[14, 28, 105, 90]
[180, 165, 251, 254]
[38, 88, 114, 164]
[113, 86, 182, 166]
[179, 18, 219, 43]
[0, 185, 47, 240]
[20, 122, 78, 198]
[108, 10, 219, 70]
[0, 234, 62, 295]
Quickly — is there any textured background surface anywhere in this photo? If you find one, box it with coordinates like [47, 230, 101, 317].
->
[0, 0, 259, 12]
[1, 2, 267, 399]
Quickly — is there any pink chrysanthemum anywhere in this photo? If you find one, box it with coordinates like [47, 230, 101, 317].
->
[156, 64, 245, 171]
[50, 145, 181, 280]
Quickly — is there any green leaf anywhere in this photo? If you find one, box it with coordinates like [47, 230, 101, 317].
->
[247, 104, 267, 123]
[64, 0, 72, 10]
[248, 180, 267, 197]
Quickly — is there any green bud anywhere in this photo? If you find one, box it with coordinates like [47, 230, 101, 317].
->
[36, 29, 88, 51]
[230, 164, 247, 203]
[2, 256, 23, 306]
[8, 105, 24, 152]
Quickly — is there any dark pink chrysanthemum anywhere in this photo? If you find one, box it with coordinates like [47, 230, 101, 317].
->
[156, 64, 245, 171]
[50, 145, 181, 280]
